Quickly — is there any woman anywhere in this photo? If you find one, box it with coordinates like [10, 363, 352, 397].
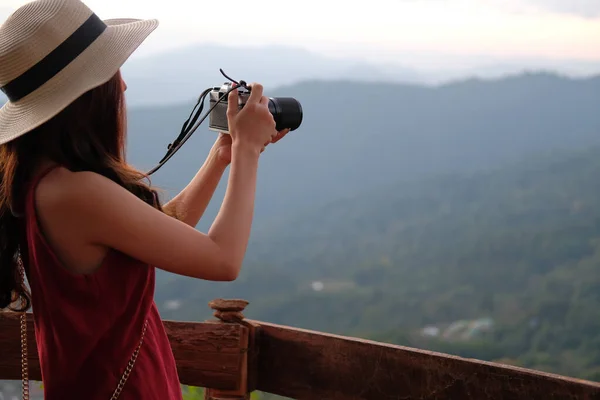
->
[0, 0, 288, 399]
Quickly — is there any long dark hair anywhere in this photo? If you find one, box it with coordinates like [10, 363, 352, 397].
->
[0, 70, 162, 311]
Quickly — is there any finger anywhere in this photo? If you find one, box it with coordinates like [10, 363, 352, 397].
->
[261, 131, 278, 152]
[247, 82, 264, 104]
[217, 132, 233, 144]
[227, 85, 239, 119]
[277, 128, 290, 139]
[271, 128, 290, 144]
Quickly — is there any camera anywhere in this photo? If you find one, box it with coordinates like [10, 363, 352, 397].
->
[208, 83, 303, 134]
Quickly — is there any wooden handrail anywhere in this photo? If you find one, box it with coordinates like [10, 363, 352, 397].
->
[0, 311, 248, 391]
[2, 300, 600, 400]
[253, 320, 600, 400]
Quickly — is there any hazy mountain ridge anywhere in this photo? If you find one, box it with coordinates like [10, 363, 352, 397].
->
[118, 43, 600, 106]
[155, 143, 600, 381]
[135, 71, 600, 381]
[126, 72, 600, 231]
[119, 43, 423, 106]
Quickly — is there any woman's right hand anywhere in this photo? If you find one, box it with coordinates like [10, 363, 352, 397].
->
[226, 83, 277, 153]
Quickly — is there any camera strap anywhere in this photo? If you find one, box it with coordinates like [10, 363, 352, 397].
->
[146, 69, 245, 176]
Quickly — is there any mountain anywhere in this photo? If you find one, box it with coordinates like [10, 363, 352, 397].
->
[119, 43, 600, 107]
[156, 144, 600, 382]
[132, 72, 600, 382]
[126, 72, 600, 231]
[428, 59, 600, 84]
[119, 44, 423, 106]
[121, 45, 600, 106]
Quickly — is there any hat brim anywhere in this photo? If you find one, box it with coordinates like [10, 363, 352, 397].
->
[0, 17, 159, 145]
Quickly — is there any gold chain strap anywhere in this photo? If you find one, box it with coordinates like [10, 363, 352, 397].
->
[18, 257, 29, 400]
[17, 255, 149, 400]
[109, 319, 148, 400]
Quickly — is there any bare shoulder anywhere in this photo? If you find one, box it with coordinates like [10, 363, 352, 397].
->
[37, 167, 150, 218]
[36, 167, 160, 238]
[36, 167, 111, 210]
[36, 167, 234, 280]
[34, 167, 125, 273]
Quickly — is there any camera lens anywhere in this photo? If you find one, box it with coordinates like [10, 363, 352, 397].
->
[268, 97, 303, 131]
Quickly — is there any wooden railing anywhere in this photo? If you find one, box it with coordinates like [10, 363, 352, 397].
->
[1, 299, 600, 399]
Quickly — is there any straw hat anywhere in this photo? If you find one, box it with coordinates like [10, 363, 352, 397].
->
[0, 0, 158, 145]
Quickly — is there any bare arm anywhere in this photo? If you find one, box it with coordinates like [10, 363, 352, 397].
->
[163, 126, 290, 227]
[162, 147, 228, 227]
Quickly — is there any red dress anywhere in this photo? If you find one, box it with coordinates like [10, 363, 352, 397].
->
[23, 166, 183, 400]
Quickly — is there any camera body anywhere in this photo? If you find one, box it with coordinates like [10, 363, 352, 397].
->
[208, 83, 303, 134]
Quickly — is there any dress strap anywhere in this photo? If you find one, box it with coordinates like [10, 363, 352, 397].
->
[25, 164, 60, 210]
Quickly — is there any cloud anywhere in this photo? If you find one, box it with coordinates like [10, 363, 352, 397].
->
[0, 7, 15, 24]
[529, 0, 600, 17]
[396, 0, 600, 18]
[493, 0, 600, 18]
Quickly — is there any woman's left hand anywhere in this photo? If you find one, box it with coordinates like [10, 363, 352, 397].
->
[213, 128, 291, 165]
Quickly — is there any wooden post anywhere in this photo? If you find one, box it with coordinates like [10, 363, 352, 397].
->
[204, 299, 261, 400]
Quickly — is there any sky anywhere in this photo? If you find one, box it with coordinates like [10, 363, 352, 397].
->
[1, 0, 599, 66]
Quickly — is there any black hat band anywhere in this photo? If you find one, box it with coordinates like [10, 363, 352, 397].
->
[0, 13, 107, 102]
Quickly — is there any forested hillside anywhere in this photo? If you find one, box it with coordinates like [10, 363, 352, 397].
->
[157, 145, 600, 381]
[126, 72, 600, 227]
[135, 73, 600, 382]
